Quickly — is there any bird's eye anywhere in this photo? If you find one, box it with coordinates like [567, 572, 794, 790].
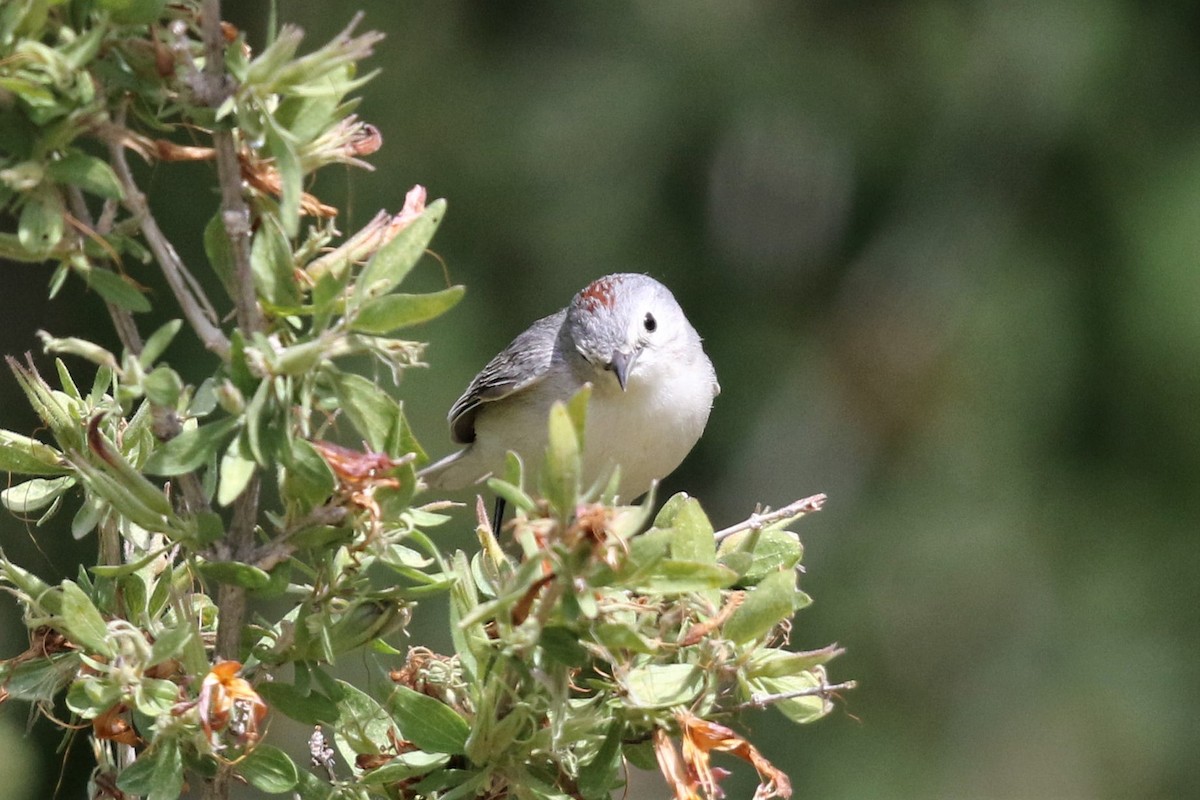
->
[643, 312, 657, 333]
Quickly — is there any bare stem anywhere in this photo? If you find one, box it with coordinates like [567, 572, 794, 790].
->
[65, 186, 144, 355]
[194, 11, 262, 799]
[193, 0, 261, 657]
[106, 128, 231, 359]
[200, 0, 263, 335]
[733, 679, 859, 712]
[713, 493, 827, 543]
[214, 474, 261, 659]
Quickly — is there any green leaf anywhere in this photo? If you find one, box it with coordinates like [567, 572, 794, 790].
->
[667, 497, 715, 564]
[82, 266, 150, 311]
[195, 560, 271, 590]
[0, 232, 46, 262]
[0, 652, 80, 703]
[55, 359, 82, 400]
[360, 751, 450, 785]
[86, 420, 170, 511]
[256, 683, 339, 725]
[119, 573, 147, 619]
[622, 740, 658, 771]
[143, 418, 240, 475]
[747, 644, 843, 679]
[190, 377, 219, 417]
[276, 70, 346, 140]
[66, 675, 121, 718]
[83, 267, 151, 313]
[251, 217, 300, 306]
[652, 492, 690, 527]
[717, 550, 754, 579]
[90, 365, 113, 406]
[632, 559, 738, 593]
[8, 356, 81, 449]
[418, 770, 489, 800]
[327, 371, 402, 452]
[539, 402, 580, 518]
[37, 332, 118, 368]
[539, 626, 589, 667]
[334, 680, 393, 757]
[98, 0, 170, 25]
[139, 319, 183, 368]
[148, 624, 195, 666]
[591, 622, 656, 654]
[63, 490, 91, 536]
[282, 438, 336, 509]
[749, 670, 834, 724]
[723, 569, 799, 644]
[17, 192, 64, 257]
[217, 438, 257, 506]
[1, 475, 74, 513]
[0, 554, 63, 615]
[242, 377, 273, 464]
[719, 529, 804, 585]
[355, 199, 445, 300]
[60, 580, 113, 656]
[387, 685, 470, 754]
[564, 383, 591, 445]
[448, 552, 482, 678]
[90, 545, 173, 578]
[204, 212, 237, 301]
[265, 123, 303, 238]
[293, 769, 334, 800]
[238, 745, 299, 794]
[60, 22, 104, 69]
[267, 338, 327, 375]
[578, 722, 624, 800]
[621, 663, 703, 709]
[116, 739, 183, 800]
[134, 677, 180, 716]
[195, 510, 226, 544]
[142, 365, 183, 407]
[485, 477, 537, 515]
[45, 151, 123, 199]
[351, 286, 465, 334]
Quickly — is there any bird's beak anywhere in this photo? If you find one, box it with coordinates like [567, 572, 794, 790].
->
[607, 349, 639, 391]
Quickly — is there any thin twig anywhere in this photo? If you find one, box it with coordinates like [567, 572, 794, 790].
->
[246, 503, 348, 571]
[191, 12, 265, 797]
[64, 186, 144, 355]
[733, 679, 859, 712]
[106, 118, 231, 359]
[96, 197, 119, 235]
[713, 493, 827, 543]
[212, 473, 261, 658]
[68, 188, 211, 522]
[200, 0, 263, 335]
[209, 477, 262, 800]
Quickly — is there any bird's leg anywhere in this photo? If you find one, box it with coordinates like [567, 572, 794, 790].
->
[491, 496, 508, 533]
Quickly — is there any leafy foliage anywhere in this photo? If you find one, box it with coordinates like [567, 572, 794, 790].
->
[0, 2, 847, 798]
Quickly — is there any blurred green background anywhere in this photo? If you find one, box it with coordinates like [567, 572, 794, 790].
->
[4, 1, 1200, 797]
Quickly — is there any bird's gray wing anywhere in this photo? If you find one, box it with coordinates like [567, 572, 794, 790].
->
[448, 310, 566, 444]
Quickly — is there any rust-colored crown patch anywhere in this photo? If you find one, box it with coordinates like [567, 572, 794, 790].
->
[577, 276, 618, 312]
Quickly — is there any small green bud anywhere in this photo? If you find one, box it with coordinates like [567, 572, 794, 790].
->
[216, 380, 245, 414]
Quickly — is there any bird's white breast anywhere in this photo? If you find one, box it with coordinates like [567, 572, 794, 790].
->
[579, 351, 716, 500]
[448, 346, 716, 500]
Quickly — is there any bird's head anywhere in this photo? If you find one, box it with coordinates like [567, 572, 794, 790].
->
[566, 273, 697, 391]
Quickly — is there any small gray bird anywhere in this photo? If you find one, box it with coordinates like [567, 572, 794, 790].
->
[420, 273, 719, 501]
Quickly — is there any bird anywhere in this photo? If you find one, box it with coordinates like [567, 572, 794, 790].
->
[420, 273, 719, 503]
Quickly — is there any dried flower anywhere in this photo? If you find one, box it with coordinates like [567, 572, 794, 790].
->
[655, 710, 792, 800]
[195, 661, 267, 746]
